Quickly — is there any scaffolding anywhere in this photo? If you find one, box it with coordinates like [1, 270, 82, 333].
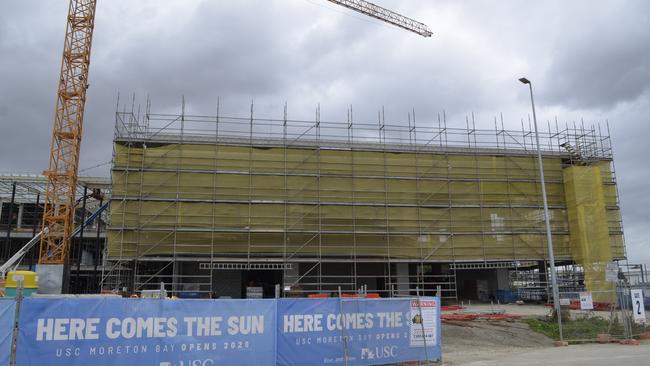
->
[105, 100, 625, 300]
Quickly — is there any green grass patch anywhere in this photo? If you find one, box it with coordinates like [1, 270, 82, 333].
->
[524, 315, 636, 341]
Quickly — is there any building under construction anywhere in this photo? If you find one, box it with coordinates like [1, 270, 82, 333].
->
[0, 174, 109, 293]
[104, 103, 625, 301]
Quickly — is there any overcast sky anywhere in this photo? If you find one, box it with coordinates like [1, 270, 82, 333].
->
[1, 1, 648, 263]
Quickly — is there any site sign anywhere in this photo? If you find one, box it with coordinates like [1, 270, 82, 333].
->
[409, 299, 437, 347]
[16, 298, 277, 366]
[277, 297, 441, 365]
[579, 292, 593, 310]
[631, 289, 646, 324]
[605, 262, 619, 282]
[13, 296, 441, 366]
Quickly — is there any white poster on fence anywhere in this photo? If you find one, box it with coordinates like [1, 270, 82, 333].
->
[579, 291, 593, 310]
[605, 262, 619, 282]
[631, 289, 646, 324]
[409, 298, 438, 347]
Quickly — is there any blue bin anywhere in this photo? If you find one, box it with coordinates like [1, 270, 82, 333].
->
[496, 290, 519, 303]
[178, 292, 202, 299]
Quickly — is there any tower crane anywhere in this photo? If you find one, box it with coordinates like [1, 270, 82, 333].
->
[37, 0, 431, 293]
[326, 0, 432, 37]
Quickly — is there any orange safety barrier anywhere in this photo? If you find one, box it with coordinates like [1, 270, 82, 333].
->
[441, 313, 520, 321]
[480, 314, 520, 321]
[545, 301, 616, 311]
[308, 293, 380, 299]
[567, 300, 616, 311]
[441, 314, 479, 321]
[441, 305, 465, 311]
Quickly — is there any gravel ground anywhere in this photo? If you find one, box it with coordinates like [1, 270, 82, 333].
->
[433, 303, 632, 365]
[441, 319, 554, 365]
[451, 303, 552, 317]
[453, 303, 619, 319]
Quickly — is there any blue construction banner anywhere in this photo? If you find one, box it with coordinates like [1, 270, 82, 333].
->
[16, 298, 277, 366]
[277, 297, 441, 366]
[0, 299, 16, 366]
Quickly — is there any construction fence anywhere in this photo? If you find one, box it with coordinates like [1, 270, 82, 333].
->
[547, 281, 649, 344]
[0, 288, 441, 366]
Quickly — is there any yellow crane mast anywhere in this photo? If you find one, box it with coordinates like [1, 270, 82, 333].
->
[39, 0, 96, 281]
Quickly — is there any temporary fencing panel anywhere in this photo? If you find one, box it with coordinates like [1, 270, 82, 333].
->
[9, 296, 440, 366]
[277, 297, 441, 365]
[552, 283, 648, 343]
[0, 299, 16, 366]
[15, 298, 277, 366]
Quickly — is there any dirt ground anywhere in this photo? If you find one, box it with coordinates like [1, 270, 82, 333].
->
[440, 304, 556, 365]
[453, 303, 552, 316]
[452, 303, 616, 318]
[441, 319, 554, 365]
[439, 303, 630, 365]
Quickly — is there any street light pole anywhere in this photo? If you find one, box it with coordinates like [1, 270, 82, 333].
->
[519, 77, 563, 340]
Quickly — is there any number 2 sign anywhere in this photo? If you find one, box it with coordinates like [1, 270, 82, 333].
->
[631, 289, 646, 324]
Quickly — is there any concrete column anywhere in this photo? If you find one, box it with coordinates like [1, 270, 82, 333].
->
[395, 262, 410, 296]
[16, 203, 24, 229]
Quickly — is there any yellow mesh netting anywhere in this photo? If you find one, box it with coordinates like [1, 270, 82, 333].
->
[563, 165, 616, 302]
[107, 142, 623, 265]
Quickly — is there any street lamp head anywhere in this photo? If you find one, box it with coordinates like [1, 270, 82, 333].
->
[519, 77, 531, 85]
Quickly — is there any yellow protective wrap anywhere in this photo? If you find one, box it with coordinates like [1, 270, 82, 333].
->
[107, 142, 623, 264]
[563, 165, 616, 302]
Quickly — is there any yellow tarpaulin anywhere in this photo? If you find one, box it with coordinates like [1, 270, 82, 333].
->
[107, 142, 623, 264]
[564, 165, 616, 302]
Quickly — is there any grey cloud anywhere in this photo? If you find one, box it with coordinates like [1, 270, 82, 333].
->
[541, 1, 650, 109]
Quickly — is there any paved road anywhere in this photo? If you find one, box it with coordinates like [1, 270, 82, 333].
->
[459, 343, 650, 366]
